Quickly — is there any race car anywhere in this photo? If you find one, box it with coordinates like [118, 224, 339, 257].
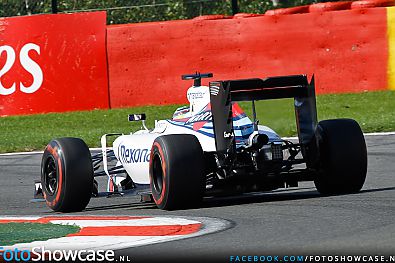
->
[38, 73, 367, 212]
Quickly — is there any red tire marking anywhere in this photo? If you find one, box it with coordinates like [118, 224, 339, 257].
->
[45, 145, 63, 208]
[151, 142, 167, 206]
[67, 223, 201, 236]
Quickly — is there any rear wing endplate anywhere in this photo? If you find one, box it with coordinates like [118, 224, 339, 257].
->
[209, 75, 317, 159]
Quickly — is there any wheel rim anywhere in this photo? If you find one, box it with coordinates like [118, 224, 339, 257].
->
[152, 153, 164, 195]
[44, 156, 58, 196]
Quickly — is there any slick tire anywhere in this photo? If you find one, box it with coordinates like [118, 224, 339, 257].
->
[313, 119, 367, 195]
[41, 137, 93, 212]
[149, 134, 205, 210]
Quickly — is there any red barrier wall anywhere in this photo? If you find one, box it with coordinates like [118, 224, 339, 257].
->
[0, 12, 108, 116]
[107, 8, 388, 108]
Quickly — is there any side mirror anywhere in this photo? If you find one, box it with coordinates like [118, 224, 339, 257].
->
[128, 114, 146, 122]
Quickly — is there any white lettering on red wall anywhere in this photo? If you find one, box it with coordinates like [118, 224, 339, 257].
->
[0, 43, 43, 95]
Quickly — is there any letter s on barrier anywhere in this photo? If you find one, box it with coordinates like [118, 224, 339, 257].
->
[19, 43, 43, 94]
[0, 45, 16, 95]
[0, 43, 43, 95]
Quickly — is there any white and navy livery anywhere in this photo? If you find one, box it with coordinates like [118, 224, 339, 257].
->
[38, 73, 368, 212]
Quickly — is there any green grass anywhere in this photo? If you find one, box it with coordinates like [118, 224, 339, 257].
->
[0, 91, 394, 153]
[240, 90, 395, 137]
[0, 223, 80, 246]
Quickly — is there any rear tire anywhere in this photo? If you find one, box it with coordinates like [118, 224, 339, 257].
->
[149, 134, 205, 210]
[41, 137, 93, 212]
[313, 119, 367, 194]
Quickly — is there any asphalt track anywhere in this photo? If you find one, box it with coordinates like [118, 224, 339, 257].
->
[0, 134, 394, 262]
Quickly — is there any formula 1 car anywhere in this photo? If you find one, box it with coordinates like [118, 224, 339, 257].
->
[38, 73, 367, 212]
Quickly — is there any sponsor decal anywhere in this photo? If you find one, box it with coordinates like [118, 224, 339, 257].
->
[0, 43, 43, 95]
[185, 111, 212, 125]
[118, 145, 150, 164]
[209, 85, 220, 96]
[185, 110, 212, 131]
[0, 12, 108, 116]
[187, 91, 205, 100]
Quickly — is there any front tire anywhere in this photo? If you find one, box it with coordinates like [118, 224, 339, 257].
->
[149, 134, 205, 210]
[41, 137, 93, 212]
[313, 119, 367, 195]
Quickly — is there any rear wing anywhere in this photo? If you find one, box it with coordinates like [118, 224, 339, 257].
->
[209, 75, 317, 159]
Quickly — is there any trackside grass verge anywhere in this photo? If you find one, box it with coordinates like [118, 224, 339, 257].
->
[0, 223, 80, 246]
[0, 91, 394, 153]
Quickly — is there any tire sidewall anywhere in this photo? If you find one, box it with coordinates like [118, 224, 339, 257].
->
[41, 137, 93, 212]
[41, 140, 66, 211]
[149, 140, 169, 209]
[149, 134, 205, 210]
[313, 119, 367, 194]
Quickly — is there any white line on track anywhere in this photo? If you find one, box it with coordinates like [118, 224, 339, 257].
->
[0, 131, 394, 156]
